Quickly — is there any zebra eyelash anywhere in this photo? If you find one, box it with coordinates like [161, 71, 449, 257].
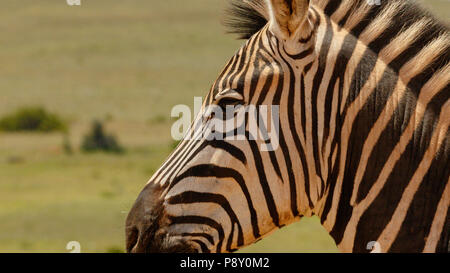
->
[215, 89, 245, 106]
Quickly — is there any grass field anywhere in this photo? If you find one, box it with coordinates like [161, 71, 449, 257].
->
[0, 0, 448, 253]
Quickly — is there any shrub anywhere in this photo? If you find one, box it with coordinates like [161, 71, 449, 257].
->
[81, 120, 124, 153]
[0, 107, 66, 132]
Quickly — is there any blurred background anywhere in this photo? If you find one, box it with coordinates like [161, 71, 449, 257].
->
[0, 0, 448, 253]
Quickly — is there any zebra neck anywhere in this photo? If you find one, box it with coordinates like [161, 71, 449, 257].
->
[307, 0, 450, 252]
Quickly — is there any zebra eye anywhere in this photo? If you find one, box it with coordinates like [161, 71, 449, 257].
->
[214, 89, 244, 106]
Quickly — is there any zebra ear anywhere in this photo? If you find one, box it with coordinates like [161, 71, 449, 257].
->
[267, 0, 310, 39]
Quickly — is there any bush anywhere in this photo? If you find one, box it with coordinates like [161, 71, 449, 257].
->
[81, 120, 124, 153]
[0, 107, 66, 132]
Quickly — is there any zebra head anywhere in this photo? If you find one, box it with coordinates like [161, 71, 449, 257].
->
[127, 0, 450, 253]
[126, 0, 319, 253]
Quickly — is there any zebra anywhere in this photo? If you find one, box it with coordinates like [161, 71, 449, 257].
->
[126, 0, 450, 253]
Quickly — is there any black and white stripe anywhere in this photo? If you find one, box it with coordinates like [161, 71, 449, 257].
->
[126, 0, 449, 253]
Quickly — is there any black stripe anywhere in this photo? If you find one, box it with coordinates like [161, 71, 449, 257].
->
[348, 5, 377, 38]
[227, 31, 261, 90]
[341, 47, 377, 116]
[248, 50, 285, 181]
[320, 35, 353, 159]
[168, 191, 245, 250]
[309, 15, 334, 195]
[304, 61, 313, 74]
[166, 137, 247, 184]
[212, 53, 238, 96]
[169, 215, 225, 253]
[208, 140, 247, 165]
[436, 205, 450, 253]
[252, 102, 284, 181]
[192, 240, 210, 253]
[169, 164, 260, 239]
[247, 134, 281, 226]
[286, 46, 314, 60]
[180, 232, 215, 245]
[278, 47, 311, 213]
[352, 89, 449, 252]
[246, 34, 268, 99]
[300, 75, 307, 140]
[324, 0, 342, 16]
[389, 118, 449, 252]
[329, 54, 398, 245]
[273, 44, 310, 212]
[164, 138, 208, 183]
[221, 47, 245, 91]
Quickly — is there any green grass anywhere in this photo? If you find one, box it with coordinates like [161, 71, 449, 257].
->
[0, 0, 448, 253]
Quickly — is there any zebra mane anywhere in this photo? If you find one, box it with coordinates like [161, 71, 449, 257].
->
[223, 0, 268, 39]
[224, 0, 449, 40]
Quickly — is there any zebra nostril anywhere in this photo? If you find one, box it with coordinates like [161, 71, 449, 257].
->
[126, 226, 139, 253]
